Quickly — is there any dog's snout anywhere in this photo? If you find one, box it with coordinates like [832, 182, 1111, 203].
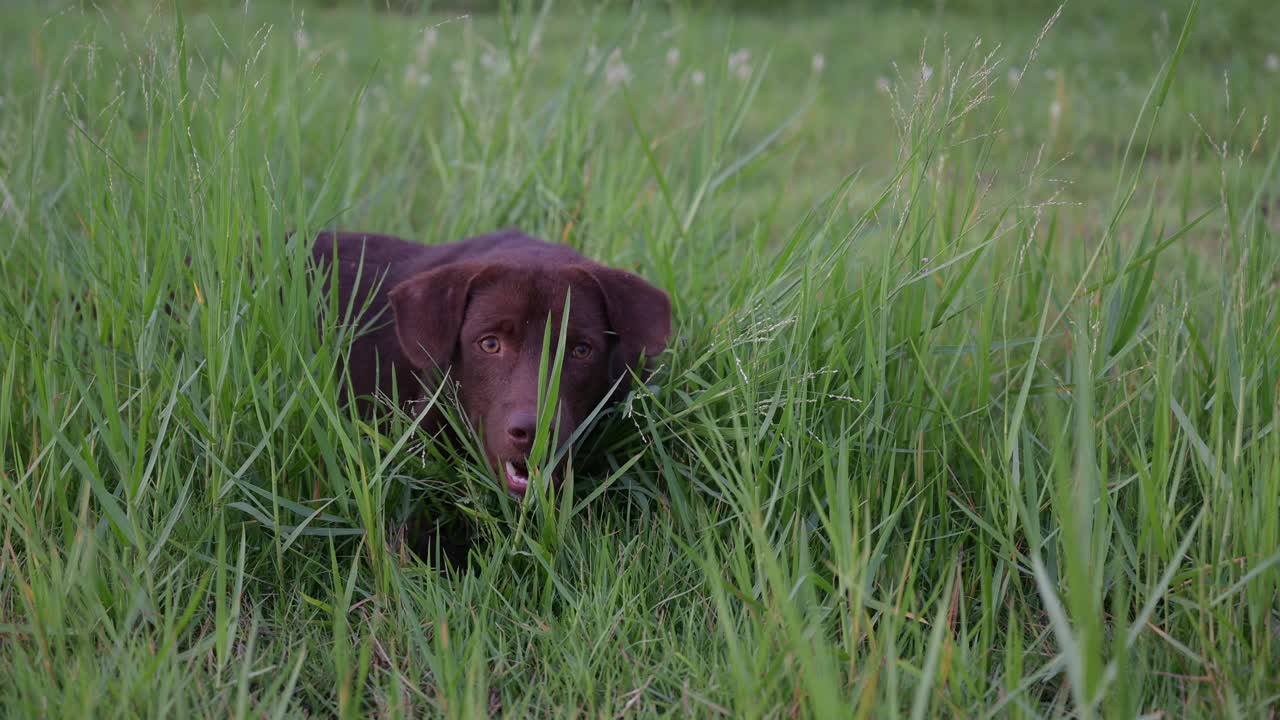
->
[505, 411, 537, 451]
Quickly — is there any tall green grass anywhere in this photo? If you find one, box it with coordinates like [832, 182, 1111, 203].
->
[1, 0, 1277, 716]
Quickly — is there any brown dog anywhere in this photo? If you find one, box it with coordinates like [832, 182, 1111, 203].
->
[310, 229, 671, 499]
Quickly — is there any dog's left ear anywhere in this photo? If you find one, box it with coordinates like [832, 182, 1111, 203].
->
[573, 264, 672, 395]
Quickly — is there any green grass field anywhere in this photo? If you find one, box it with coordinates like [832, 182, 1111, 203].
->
[2, 0, 1279, 716]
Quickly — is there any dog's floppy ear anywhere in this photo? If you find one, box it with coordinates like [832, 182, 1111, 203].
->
[574, 263, 672, 393]
[388, 262, 492, 371]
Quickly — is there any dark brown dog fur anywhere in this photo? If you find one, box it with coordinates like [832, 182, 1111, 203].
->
[310, 229, 671, 499]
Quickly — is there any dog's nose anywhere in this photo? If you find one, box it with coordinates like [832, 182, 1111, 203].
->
[505, 411, 536, 451]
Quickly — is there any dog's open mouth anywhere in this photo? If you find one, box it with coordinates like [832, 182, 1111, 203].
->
[503, 460, 530, 498]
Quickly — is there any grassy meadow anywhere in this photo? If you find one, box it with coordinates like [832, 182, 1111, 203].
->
[1, 0, 1279, 716]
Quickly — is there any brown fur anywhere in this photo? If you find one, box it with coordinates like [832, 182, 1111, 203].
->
[310, 229, 671, 498]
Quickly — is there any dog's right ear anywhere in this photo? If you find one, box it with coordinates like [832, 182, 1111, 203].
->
[388, 262, 492, 371]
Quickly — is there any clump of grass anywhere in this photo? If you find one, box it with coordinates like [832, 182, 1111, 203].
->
[0, 0, 1277, 716]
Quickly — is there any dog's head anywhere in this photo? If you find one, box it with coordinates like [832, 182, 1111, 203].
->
[388, 261, 670, 499]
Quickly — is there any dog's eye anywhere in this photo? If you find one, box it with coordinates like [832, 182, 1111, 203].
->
[478, 336, 501, 354]
[570, 342, 592, 359]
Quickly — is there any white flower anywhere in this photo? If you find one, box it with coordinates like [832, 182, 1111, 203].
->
[690, 70, 705, 86]
[728, 48, 751, 71]
[1266, 53, 1280, 72]
[666, 47, 680, 68]
[294, 29, 310, 51]
[811, 53, 825, 73]
[605, 49, 632, 88]
[1007, 68, 1022, 87]
[735, 63, 752, 80]
[606, 63, 633, 87]
[451, 59, 467, 78]
[921, 64, 933, 82]
[480, 50, 508, 75]
[1049, 99, 1063, 123]
[404, 65, 430, 88]
[876, 76, 891, 94]
[416, 28, 438, 64]
[1045, 68, 1058, 80]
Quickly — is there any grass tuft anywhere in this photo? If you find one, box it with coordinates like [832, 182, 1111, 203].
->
[1, 0, 1277, 716]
